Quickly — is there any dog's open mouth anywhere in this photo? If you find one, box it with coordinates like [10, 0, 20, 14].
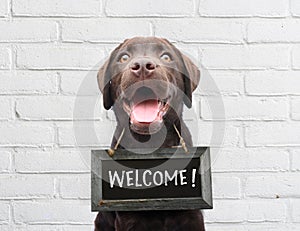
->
[122, 87, 170, 134]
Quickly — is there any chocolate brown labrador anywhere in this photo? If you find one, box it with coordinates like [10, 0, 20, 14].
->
[95, 37, 205, 231]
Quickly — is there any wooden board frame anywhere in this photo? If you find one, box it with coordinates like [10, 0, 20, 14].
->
[91, 147, 212, 211]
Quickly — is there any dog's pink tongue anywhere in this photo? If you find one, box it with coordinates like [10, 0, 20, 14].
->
[131, 100, 159, 123]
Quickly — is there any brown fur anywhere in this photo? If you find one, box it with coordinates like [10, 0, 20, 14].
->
[95, 37, 204, 231]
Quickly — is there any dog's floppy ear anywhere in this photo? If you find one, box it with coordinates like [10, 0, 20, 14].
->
[97, 40, 127, 110]
[180, 53, 200, 108]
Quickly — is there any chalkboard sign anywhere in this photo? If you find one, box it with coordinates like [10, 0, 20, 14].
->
[91, 147, 212, 211]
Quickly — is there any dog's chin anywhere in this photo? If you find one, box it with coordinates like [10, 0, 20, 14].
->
[122, 86, 171, 135]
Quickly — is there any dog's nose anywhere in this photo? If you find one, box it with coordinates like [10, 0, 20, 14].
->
[130, 59, 156, 78]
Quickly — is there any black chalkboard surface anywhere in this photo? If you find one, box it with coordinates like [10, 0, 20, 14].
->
[91, 147, 212, 211]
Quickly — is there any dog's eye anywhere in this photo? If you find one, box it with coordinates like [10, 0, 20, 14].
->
[160, 53, 172, 62]
[119, 54, 130, 63]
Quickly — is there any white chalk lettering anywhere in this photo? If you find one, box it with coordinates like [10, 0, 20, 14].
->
[153, 171, 164, 186]
[126, 170, 134, 187]
[109, 170, 125, 188]
[143, 170, 152, 187]
[179, 169, 187, 185]
[135, 170, 142, 187]
[164, 170, 178, 186]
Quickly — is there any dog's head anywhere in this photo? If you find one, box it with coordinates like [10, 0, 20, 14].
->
[98, 37, 200, 135]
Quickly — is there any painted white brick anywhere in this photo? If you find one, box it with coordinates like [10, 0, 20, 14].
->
[199, 0, 289, 17]
[59, 71, 99, 96]
[291, 98, 300, 120]
[245, 71, 300, 95]
[247, 200, 286, 222]
[16, 96, 102, 120]
[58, 122, 115, 147]
[0, 20, 57, 42]
[0, 47, 10, 69]
[62, 19, 151, 43]
[155, 19, 243, 43]
[211, 148, 289, 172]
[0, 151, 10, 173]
[291, 149, 300, 171]
[0, 202, 9, 223]
[291, 0, 300, 17]
[14, 201, 94, 224]
[201, 96, 288, 120]
[106, 0, 194, 17]
[0, 123, 54, 146]
[0, 0, 8, 17]
[14, 201, 96, 224]
[16, 45, 105, 70]
[199, 71, 244, 96]
[212, 176, 241, 199]
[291, 199, 300, 222]
[204, 200, 247, 222]
[201, 45, 289, 70]
[0, 98, 12, 120]
[0, 226, 9, 231]
[15, 149, 90, 173]
[59, 175, 90, 199]
[14, 225, 93, 231]
[12, 0, 101, 17]
[187, 121, 239, 147]
[292, 46, 300, 69]
[245, 123, 300, 146]
[245, 174, 300, 198]
[0, 71, 57, 95]
[248, 20, 300, 43]
[0, 175, 54, 199]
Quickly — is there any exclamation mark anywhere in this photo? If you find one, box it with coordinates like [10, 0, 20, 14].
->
[192, 169, 196, 188]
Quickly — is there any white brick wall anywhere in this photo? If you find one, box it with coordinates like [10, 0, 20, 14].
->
[0, 0, 299, 230]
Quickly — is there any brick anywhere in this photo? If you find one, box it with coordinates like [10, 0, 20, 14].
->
[247, 200, 286, 222]
[211, 148, 289, 172]
[0, 98, 12, 120]
[0, 175, 54, 199]
[291, 199, 300, 222]
[248, 20, 300, 43]
[201, 96, 288, 120]
[62, 19, 151, 42]
[201, 45, 289, 70]
[59, 71, 99, 96]
[58, 122, 115, 147]
[291, 98, 300, 120]
[199, 0, 289, 17]
[0, 20, 57, 42]
[0, 123, 54, 146]
[0, 0, 8, 17]
[106, 0, 194, 17]
[59, 175, 90, 199]
[291, 149, 300, 171]
[12, 0, 101, 17]
[16, 96, 102, 120]
[0, 202, 9, 223]
[15, 149, 90, 173]
[212, 176, 241, 199]
[245, 174, 300, 197]
[187, 121, 239, 147]
[0, 151, 10, 173]
[155, 19, 243, 43]
[16, 45, 105, 70]
[245, 71, 300, 95]
[245, 123, 300, 146]
[204, 200, 247, 222]
[292, 46, 300, 69]
[0, 226, 8, 231]
[0, 71, 57, 95]
[14, 201, 94, 224]
[291, 0, 300, 17]
[199, 71, 244, 96]
[0, 47, 10, 69]
[14, 225, 93, 231]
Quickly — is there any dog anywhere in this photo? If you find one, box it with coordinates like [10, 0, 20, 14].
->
[95, 37, 204, 231]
